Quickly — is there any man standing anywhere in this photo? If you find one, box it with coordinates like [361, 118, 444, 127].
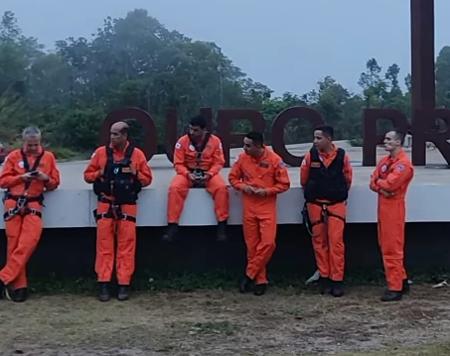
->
[370, 129, 414, 302]
[301, 125, 352, 297]
[84, 121, 152, 302]
[229, 132, 290, 296]
[0, 126, 60, 302]
[163, 115, 229, 242]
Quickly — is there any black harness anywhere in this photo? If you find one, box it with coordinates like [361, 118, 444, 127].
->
[308, 201, 346, 227]
[3, 150, 45, 221]
[189, 133, 211, 188]
[93, 145, 141, 222]
[93, 196, 136, 223]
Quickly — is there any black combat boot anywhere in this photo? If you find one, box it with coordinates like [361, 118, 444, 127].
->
[98, 282, 111, 302]
[318, 277, 332, 295]
[330, 280, 344, 297]
[253, 284, 267, 296]
[161, 223, 178, 243]
[239, 275, 254, 293]
[216, 220, 228, 242]
[117, 285, 130, 301]
[380, 290, 402, 302]
[10, 288, 29, 303]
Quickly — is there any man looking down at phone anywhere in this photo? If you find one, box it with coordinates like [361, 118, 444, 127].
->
[162, 115, 229, 243]
[0, 126, 60, 302]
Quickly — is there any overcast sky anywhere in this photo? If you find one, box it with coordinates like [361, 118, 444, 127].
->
[2, 0, 450, 96]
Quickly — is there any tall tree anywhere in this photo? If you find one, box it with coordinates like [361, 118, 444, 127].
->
[436, 46, 450, 108]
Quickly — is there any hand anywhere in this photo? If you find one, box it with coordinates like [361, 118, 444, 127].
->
[97, 168, 105, 180]
[20, 172, 34, 182]
[36, 171, 50, 182]
[380, 189, 394, 198]
[188, 173, 197, 182]
[203, 172, 212, 182]
[253, 188, 267, 197]
[242, 185, 255, 194]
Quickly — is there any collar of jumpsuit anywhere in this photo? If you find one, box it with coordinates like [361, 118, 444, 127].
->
[388, 148, 406, 162]
[316, 144, 338, 166]
[109, 141, 130, 158]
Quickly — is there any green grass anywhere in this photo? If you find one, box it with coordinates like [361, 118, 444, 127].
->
[27, 268, 449, 295]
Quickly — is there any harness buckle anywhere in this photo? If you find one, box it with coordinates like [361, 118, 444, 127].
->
[17, 196, 27, 210]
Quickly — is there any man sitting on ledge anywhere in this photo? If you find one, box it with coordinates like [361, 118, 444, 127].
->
[162, 115, 229, 242]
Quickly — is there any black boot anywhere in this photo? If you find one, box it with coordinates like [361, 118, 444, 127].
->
[254, 284, 267, 296]
[402, 279, 410, 294]
[216, 220, 227, 242]
[9, 288, 28, 303]
[330, 280, 344, 297]
[162, 223, 178, 243]
[318, 277, 332, 295]
[239, 275, 254, 293]
[117, 285, 130, 301]
[381, 290, 402, 302]
[98, 282, 111, 302]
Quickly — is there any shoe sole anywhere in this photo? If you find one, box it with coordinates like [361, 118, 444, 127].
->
[4, 288, 12, 301]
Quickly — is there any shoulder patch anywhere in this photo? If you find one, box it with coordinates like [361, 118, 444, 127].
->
[395, 164, 405, 172]
[175, 142, 182, 150]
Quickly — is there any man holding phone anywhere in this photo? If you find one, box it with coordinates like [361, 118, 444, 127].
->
[0, 126, 60, 302]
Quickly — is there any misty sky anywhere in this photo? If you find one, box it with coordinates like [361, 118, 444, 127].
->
[2, 0, 450, 96]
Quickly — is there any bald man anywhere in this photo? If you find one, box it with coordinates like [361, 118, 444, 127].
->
[84, 121, 152, 302]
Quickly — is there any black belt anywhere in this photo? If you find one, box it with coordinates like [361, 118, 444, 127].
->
[94, 197, 136, 222]
[5, 194, 43, 203]
[4, 207, 42, 221]
[94, 210, 136, 222]
[3, 194, 44, 221]
[307, 201, 346, 227]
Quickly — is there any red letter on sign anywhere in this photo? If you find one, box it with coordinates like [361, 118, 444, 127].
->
[271, 107, 324, 166]
[217, 109, 266, 167]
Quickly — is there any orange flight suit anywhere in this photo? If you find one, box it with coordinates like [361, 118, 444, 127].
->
[0, 147, 60, 290]
[301, 146, 352, 282]
[167, 134, 229, 223]
[84, 143, 152, 285]
[229, 148, 290, 284]
[370, 149, 414, 292]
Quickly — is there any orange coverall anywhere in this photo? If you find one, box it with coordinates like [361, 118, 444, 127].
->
[370, 149, 414, 292]
[301, 146, 353, 282]
[167, 134, 229, 223]
[0, 147, 60, 289]
[84, 143, 152, 285]
[229, 148, 290, 284]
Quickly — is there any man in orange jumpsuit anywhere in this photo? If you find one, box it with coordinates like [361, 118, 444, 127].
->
[0, 126, 60, 302]
[162, 115, 229, 242]
[301, 125, 352, 297]
[370, 129, 414, 302]
[84, 121, 152, 302]
[229, 131, 290, 296]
